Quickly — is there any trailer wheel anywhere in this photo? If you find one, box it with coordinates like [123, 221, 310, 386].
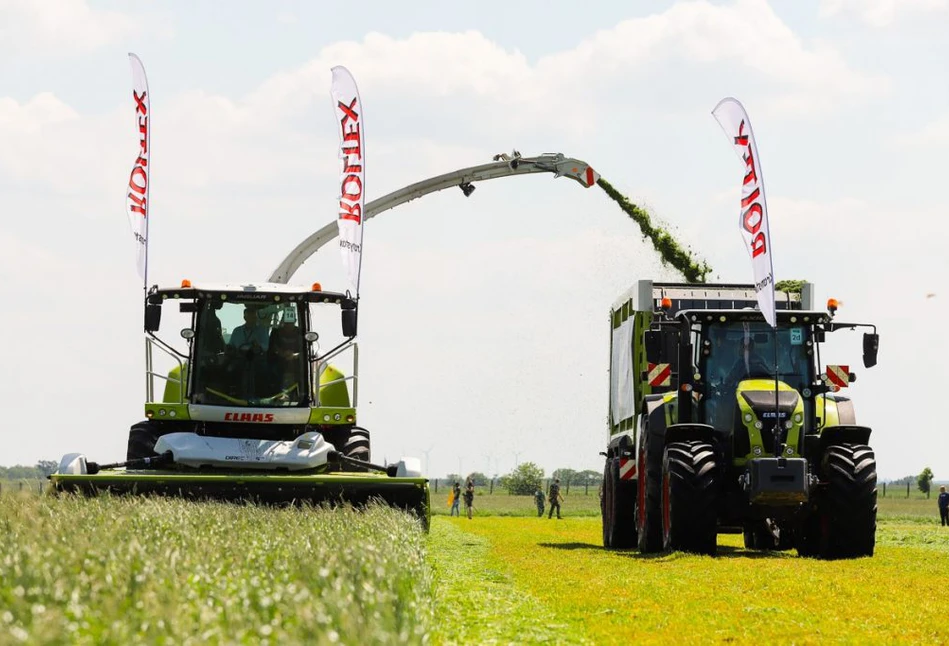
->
[743, 519, 778, 550]
[819, 443, 877, 559]
[601, 461, 613, 548]
[602, 458, 637, 549]
[340, 426, 371, 471]
[636, 423, 663, 553]
[127, 420, 161, 462]
[794, 513, 821, 558]
[661, 441, 719, 556]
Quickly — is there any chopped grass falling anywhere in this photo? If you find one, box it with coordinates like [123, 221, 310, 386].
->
[596, 177, 711, 283]
[0, 493, 431, 645]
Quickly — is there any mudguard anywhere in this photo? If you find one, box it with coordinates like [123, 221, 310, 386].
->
[819, 425, 872, 452]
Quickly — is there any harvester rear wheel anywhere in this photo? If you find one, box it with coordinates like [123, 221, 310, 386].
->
[819, 443, 877, 559]
[661, 441, 719, 556]
[636, 423, 663, 553]
[127, 420, 161, 462]
[602, 457, 637, 549]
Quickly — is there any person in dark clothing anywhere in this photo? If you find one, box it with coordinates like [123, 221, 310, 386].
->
[547, 478, 563, 519]
[450, 481, 461, 517]
[534, 487, 545, 517]
[463, 478, 475, 519]
[939, 485, 949, 527]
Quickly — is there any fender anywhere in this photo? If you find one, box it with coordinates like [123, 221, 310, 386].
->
[665, 423, 717, 445]
[819, 424, 872, 452]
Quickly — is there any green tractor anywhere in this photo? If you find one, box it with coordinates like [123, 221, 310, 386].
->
[600, 281, 879, 558]
[50, 280, 430, 529]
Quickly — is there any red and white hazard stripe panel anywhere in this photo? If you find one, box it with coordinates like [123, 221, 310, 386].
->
[647, 362, 671, 387]
[619, 457, 636, 480]
[826, 365, 850, 390]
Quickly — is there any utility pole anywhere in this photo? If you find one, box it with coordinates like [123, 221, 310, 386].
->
[420, 444, 434, 477]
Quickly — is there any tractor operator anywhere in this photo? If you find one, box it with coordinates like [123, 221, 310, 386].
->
[724, 336, 772, 384]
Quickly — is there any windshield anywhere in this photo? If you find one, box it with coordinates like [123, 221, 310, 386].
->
[190, 300, 308, 407]
[702, 321, 813, 429]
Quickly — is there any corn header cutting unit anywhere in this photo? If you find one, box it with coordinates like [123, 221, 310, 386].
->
[601, 281, 880, 558]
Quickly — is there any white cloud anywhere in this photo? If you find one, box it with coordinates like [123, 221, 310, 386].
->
[0, 0, 138, 56]
[819, 0, 948, 27]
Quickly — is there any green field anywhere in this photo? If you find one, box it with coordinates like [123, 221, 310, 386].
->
[2, 490, 947, 644]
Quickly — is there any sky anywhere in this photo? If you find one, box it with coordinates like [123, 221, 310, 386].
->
[1, 0, 948, 481]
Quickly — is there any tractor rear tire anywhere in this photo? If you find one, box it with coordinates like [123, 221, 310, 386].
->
[602, 457, 637, 549]
[340, 426, 371, 471]
[661, 441, 719, 555]
[127, 420, 161, 462]
[819, 443, 877, 559]
[636, 423, 664, 554]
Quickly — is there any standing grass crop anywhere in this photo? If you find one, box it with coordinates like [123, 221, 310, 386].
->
[0, 493, 431, 645]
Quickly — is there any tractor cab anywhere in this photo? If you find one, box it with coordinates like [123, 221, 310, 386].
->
[645, 304, 879, 465]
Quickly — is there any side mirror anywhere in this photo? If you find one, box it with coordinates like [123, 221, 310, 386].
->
[144, 303, 162, 332]
[863, 332, 879, 368]
[644, 330, 661, 364]
[342, 308, 357, 338]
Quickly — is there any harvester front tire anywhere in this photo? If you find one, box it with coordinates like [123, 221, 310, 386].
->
[127, 421, 161, 462]
[819, 443, 877, 559]
[636, 423, 663, 554]
[340, 426, 371, 471]
[661, 441, 719, 556]
[602, 457, 637, 549]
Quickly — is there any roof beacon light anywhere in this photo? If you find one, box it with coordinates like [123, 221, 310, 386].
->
[660, 297, 673, 310]
[827, 298, 839, 316]
[311, 282, 322, 292]
[181, 279, 192, 288]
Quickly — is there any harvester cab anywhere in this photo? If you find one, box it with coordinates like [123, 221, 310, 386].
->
[50, 280, 430, 529]
[601, 280, 880, 559]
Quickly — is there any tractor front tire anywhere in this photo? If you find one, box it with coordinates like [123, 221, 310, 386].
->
[819, 443, 877, 559]
[127, 420, 161, 462]
[636, 423, 664, 554]
[602, 457, 637, 549]
[661, 441, 719, 556]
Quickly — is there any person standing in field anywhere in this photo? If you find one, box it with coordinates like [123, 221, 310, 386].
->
[463, 478, 475, 520]
[534, 487, 545, 517]
[939, 485, 949, 527]
[450, 481, 461, 517]
[547, 478, 563, 519]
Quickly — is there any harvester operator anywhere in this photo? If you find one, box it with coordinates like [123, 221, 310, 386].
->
[229, 307, 270, 352]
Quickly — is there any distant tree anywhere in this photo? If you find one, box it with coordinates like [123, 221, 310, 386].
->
[552, 468, 577, 486]
[504, 462, 544, 495]
[575, 470, 602, 486]
[36, 460, 58, 478]
[445, 473, 461, 486]
[918, 467, 935, 494]
[467, 472, 489, 486]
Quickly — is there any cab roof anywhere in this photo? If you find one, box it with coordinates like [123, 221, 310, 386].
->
[147, 282, 355, 307]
